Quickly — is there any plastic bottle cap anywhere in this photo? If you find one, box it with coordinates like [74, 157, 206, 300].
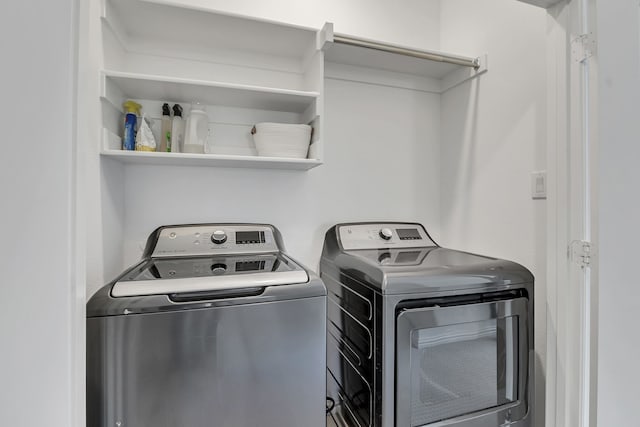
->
[123, 100, 142, 114]
[173, 103, 183, 117]
[191, 101, 206, 113]
[162, 103, 171, 116]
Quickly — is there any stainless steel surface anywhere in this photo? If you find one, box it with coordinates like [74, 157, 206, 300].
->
[396, 298, 529, 426]
[337, 222, 436, 250]
[150, 224, 279, 257]
[321, 222, 534, 427]
[332, 34, 480, 69]
[122, 252, 298, 281]
[87, 296, 326, 427]
[87, 223, 327, 427]
[87, 272, 325, 318]
[111, 269, 309, 297]
[330, 222, 533, 295]
[328, 405, 353, 427]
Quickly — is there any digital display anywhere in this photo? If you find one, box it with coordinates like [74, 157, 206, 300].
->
[236, 231, 265, 244]
[235, 260, 266, 272]
[396, 228, 422, 240]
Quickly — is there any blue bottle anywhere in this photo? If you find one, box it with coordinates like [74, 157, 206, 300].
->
[122, 101, 141, 151]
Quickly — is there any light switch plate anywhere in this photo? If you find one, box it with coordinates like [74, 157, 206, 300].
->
[531, 171, 547, 199]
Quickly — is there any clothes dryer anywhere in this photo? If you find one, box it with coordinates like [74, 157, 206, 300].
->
[321, 222, 533, 427]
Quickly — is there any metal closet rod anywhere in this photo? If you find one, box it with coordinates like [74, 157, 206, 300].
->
[332, 34, 479, 69]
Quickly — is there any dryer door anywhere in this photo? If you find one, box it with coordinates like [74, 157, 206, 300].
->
[395, 297, 529, 427]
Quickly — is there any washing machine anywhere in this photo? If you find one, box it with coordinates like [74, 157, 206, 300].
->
[86, 223, 327, 427]
[320, 222, 533, 427]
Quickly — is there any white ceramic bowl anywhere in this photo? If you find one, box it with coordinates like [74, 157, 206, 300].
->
[252, 123, 312, 158]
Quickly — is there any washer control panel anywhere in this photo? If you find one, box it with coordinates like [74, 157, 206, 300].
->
[149, 255, 279, 279]
[338, 223, 436, 250]
[152, 225, 278, 257]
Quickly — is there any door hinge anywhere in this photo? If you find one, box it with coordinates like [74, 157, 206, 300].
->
[569, 240, 593, 268]
[572, 32, 596, 63]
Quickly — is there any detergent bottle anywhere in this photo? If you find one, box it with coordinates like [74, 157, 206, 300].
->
[122, 100, 142, 151]
[183, 102, 208, 154]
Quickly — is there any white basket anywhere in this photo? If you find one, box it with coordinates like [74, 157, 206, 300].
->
[252, 123, 312, 159]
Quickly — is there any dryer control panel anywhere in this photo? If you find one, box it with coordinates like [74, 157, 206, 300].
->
[151, 225, 279, 257]
[338, 223, 436, 250]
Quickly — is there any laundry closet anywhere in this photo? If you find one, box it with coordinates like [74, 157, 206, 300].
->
[79, 0, 548, 424]
[13, 0, 640, 424]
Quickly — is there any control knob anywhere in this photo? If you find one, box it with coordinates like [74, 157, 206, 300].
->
[379, 228, 393, 241]
[211, 230, 227, 244]
[378, 252, 392, 264]
[211, 263, 227, 275]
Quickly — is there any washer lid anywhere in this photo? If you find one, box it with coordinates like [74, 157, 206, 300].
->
[111, 253, 308, 298]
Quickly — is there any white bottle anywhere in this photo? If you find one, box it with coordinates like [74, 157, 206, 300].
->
[183, 102, 208, 154]
[170, 104, 185, 153]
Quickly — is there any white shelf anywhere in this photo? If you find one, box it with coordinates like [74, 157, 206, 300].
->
[102, 71, 319, 113]
[103, 0, 317, 65]
[321, 26, 487, 93]
[101, 127, 319, 170]
[99, 1, 327, 173]
[325, 38, 470, 79]
[101, 149, 322, 170]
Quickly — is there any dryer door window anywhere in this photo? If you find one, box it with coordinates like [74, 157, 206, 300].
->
[395, 297, 529, 427]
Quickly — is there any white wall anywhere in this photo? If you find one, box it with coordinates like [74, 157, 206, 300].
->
[595, 0, 640, 424]
[0, 1, 78, 426]
[86, 0, 446, 292]
[439, 0, 547, 425]
[119, 79, 441, 278]
[81, 0, 127, 296]
[156, 0, 441, 49]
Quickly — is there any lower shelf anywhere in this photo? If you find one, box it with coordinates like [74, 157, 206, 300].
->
[100, 149, 322, 170]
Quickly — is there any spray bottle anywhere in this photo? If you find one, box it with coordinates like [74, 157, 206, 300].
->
[122, 100, 142, 151]
[159, 103, 172, 152]
[171, 104, 184, 153]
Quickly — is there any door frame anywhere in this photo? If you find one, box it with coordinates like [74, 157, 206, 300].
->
[545, 0, 598, 426]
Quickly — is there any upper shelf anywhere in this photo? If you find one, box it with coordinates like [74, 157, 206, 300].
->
[325, 36, 476, 79]
[320, 24, 487, 92]
[102, 71, 319, 113]
[102, 0, 318, 64]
